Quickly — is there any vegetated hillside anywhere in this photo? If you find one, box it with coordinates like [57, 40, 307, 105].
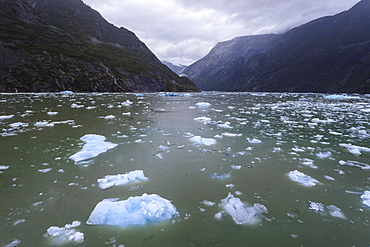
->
[184, 0, 370, 93]
[0, 0, 198, 92]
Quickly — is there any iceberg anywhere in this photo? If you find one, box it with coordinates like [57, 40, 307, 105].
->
[44, 221, 84, 245]
[190, 136, 216, 146]
[220, 193, 268, 225]
[86, 194, 179, 226]
[288, 170, 319, 187]
[361, 191, 370, 207]
[98, 170, 148, 189]
[69, 134, 118, 163]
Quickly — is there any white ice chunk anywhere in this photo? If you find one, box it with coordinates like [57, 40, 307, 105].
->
[231, 165, 241, 170]
[327, 205, 346, 219]
[324, 175, 335, 181]
[0, 165, 9, 170]
[316, 151, 332, 159]
[308, 202, 325, 212]
[194, 117, 211, 122]
[102, 115, 115, 119]
[288, 170, 319, 187]
[247, 138, 263, 144]
[44, 221, 84, 245]
[339, 160, 370, 170]
[122, 100, 133, 106]
[217, 122, 233, 129]
[38, 168, 52, 173]
[71, 103, 84, 108]
[34, 121, 54, 127]
[3, 239, 21, 247]
[211, 172, 231, 180]
[0, 115, 14, 120]
[190, 136, 216, 146]
[86, 194, 179, 226]
[214, 212, 223, 220]
[9, 122, 28, 128]
[97, 170, 148, 189]
[220, 193, 268, 225]
[222, 132, 242, 137]
[361, 191, 370, 207]
[201, 200, 216, 206]
[69, 134, 118, 163]
[195, 102, 211, 107]
[47, 112, 58, 115]
[339, 143, 370, 155]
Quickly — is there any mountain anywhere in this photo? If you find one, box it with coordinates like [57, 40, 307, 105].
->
[162, 61, 187, 75]
[0, 0, 198, 92]
[183, 0, 370, 93]
[183, 34, 278, 91]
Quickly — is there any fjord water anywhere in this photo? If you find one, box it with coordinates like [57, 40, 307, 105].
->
[1, 92, 369, 247]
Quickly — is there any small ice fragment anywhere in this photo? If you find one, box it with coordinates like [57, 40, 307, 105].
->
[327, 205, 346, 219]
[201, 200, 216, 206]
[97, 170, 148, 189]
[190, 136, 216, 146]
[308, 202, 325, 212]
[13, 219, 26, 226]
[9, 122, 28, 128]
[103, 115, 115, 119]
[195, 102, 211, 107]
[211, 172, 231, 180]
[231, 165, 241, 170]
[0, 115, 14, 120]
[339, 143, 370, 155]
[361, 191, 370, 207]
[222, 132, 242, 137]
[155, 153, 164, 159]
[86, 194, 179, 226]
[247, 138, 262, 144]
[60, 91, 73, 94]
[44, 221, 84, 245]
[214, 212, 223, 220]
[3, 239, 21, 247]
[47, 112, 58, 115]
[194, 117, 211, 122]
[339, 160, 370, 170]
[71, 103, 84, 108]
[38, 168, 52, 173]
[288, 170, 319, 187]
[220, 193, 268, 225]
[226, 184, 235, 188]
[217, 122, 233, 129]
[324, 175, 335, 181]
[0, 165, 9, 170]
[316, 151, 332, 159]
[34, 121, 54, 127]
[69, 134, 118, 163]
[122, 100, 133, 106]
[122, 112, 131, 116]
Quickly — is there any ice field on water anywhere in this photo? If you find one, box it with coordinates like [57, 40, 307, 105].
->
[0, 92, 370, 247]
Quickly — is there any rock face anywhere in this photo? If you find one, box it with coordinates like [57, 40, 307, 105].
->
[162, 61, 187, 75]
[183, 0, 370, 93]
[0, 0, 198, 92]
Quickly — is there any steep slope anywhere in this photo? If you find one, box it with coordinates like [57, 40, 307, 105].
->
[0, 0, 198, 92]
[162, 61, 187, 75]
[185, 0, 370, 93]
[183, 34, 278, 91]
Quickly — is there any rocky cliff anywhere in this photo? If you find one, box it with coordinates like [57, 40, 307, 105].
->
[183, 0, 370, 93]
[0, 0, 198, 92]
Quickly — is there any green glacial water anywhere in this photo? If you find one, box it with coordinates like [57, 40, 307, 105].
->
[0, 92, 369, 247]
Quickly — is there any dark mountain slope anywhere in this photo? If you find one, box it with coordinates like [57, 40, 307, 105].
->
[184, 0, 370, 93]
[0, 0, 198, 92]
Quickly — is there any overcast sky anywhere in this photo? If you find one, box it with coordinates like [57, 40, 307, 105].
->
[83, 0, 359, 65]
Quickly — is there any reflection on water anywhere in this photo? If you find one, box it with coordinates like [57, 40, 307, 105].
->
[0, 92, 369, 246]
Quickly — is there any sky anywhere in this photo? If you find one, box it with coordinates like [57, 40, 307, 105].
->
[83, 0, 360, 65]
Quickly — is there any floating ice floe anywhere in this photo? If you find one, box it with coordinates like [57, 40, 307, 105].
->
[308, 202, 346, 219]
[220, 193, 268, 225]
[201, 200, 216, 206]
[102, 115, 115, 120]
[195, 102, 211, 107]
[71, 103, 84, 108]
[361, 191, 370, 207]
[60, 91, 73, 94]
[193, 117, 211, 122]
[247, 138, 263, 144]
[47, 111, 58, 115]
[122, 100, 133, 106]
[44, 221, 84, 245]
[339, 143, 370, 155]
[324, 94, 360, 100]
[288, 170, 319, 187]
[211, 172, 231, 180]
[69, 134, 118, 163]
[316, 151, 332, 159]
[3, 239, 21, 247]
[222, 132, 242, 137]
[9, 122, 28, 128]
[34, 121, 54, 127]
[86, 194, 179, 226]
[339, 160, 370, 170]
[0, 115, 14, 120]
[38, 168, 52, 173]
[97, 170, 148, 189]
[190, 136, 217, 146]
[0, 165, 9, 170]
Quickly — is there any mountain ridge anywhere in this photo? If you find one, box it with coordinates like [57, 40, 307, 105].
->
[0, 0, 198, 92]
[183, 0, 370, 93]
